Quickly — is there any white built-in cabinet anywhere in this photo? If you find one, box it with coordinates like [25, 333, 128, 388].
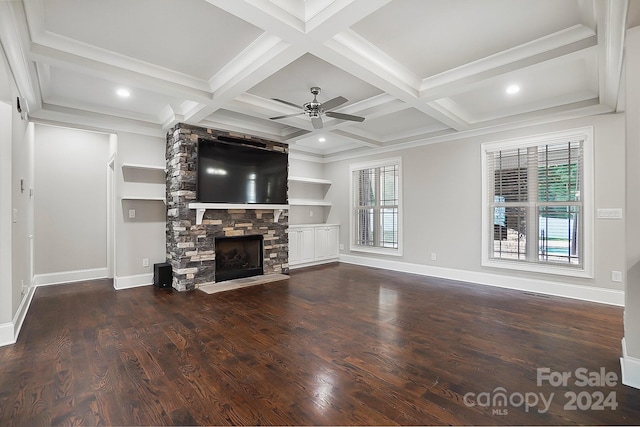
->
[288, 224, 339, 268]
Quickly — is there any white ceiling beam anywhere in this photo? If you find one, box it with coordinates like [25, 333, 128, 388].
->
[23, 0, 212, 95]
[596, 0, 628, 110]
[305, 0, 393, 39]
[43, 95, 161, 124]
[196, 0, 394, 130]
[317, 40, 469, 131]
[185, 44, 308, 124]
[330, 129, 383, 148]
[205, 0, 306, 41]
[0, 1, 42, 112]
[281, 128, 310, 141]
[29, 43, 213, 101]
[321, 102, 613, 163]
[198, 117, 288, 142]
[208, 33, 287, 93]
[30, 103, 166, 137]
[420, 25, 596, 97]
[339, 121, 450, 145]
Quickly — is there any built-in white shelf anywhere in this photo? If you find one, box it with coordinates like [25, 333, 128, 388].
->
[121, 163, 166, 204]
[122, 163, 166, 172]
[188, 203, 289, 225]
[288, 176, 332, 185]
[289, 223, 339, 228]
[288, 198, 332, 206]
[121, 196, 166, 202]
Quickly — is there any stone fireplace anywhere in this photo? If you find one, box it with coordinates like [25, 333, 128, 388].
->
[166, 124, 289, 291]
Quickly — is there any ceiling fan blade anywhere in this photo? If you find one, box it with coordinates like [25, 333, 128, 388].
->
[325, 111, 365, 122]
[271, 98, 302, 109]
[311, 116, 323, 129]
[320, 96, 348, 111]
[270, 113, 303, 120]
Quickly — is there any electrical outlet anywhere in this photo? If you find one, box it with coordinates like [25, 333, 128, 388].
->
[143, 258, 149, 268]
[129, 209, 136, 219]
[12, 208, 18, 223]
[597, 209, 623, 219]
[339, 244, 344, 250]
[612, 271, 622, 282]
[431, 252, 437, 261]
[309, 210, 314, 217]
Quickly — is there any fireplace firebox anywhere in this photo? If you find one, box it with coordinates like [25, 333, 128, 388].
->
[215, 235, 264, 282]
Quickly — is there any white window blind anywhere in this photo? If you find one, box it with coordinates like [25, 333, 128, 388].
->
[350, 158, 401, 255]
[486, 137, 586, 270]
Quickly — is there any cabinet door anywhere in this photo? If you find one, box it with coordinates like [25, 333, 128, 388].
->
[314, 227, 327, 260]
[299, 228, 315, 263]
[288, 230, 301, 265]
[325, 225, 339, 259]
[315, 226, 339, 260]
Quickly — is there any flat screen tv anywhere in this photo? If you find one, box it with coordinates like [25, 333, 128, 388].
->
[197, 139, 288, 204]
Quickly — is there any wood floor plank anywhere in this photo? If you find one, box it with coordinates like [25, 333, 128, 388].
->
[0, 266, 639, 425]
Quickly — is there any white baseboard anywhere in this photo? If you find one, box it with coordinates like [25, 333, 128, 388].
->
[0, 322, 13, 347]
[339, 254, 624, 306]
[0, 285, 36, 347]
[289, 258, 338, 270]
[34, 267, 108, 287]
[114, 273, 153, 290]
[621, 338, 640, 390]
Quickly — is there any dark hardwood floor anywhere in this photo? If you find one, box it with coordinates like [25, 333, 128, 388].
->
[1, 263, 639, 426]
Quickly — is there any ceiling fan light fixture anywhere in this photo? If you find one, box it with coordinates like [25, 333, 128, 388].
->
[270, 87, 364, 130]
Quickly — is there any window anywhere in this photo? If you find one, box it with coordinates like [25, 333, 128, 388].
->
[350, 158, 402, 255]
[481, 127, 593, 277]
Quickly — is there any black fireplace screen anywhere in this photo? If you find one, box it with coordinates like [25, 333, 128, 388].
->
[215, 235, 264, 282]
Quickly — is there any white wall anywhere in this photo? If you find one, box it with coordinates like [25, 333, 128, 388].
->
[0, 101, 12, 325]
[33, 124, 109, 282]
[623, 26, 640, 386]
[114, 132, 166, 287]
[0, 46, 34, 344]
[12, 119, 33, 314]
[325, 113, 626, 299]
[10, 105, 32, 324]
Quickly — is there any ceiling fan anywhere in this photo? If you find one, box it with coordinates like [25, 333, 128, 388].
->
[269, 87, 365, 129]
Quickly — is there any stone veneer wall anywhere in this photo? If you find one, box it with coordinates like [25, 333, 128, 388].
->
[166, 124, 289, 291]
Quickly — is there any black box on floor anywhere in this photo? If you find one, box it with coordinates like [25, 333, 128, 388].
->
[153, 262, 172, 289]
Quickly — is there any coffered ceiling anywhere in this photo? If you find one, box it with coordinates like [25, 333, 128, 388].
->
[0, 0, 632, 159]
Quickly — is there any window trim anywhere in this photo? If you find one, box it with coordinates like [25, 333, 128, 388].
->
[349, 157, 403, 256]
[481, 127, 594, 278]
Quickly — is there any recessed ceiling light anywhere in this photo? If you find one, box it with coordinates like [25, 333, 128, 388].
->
[116, 88, 130, 98]
[506, 84, 520, 95]
[318, 137, 326, 142]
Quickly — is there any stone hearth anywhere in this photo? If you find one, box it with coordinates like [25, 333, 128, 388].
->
[166, 124, 289, 291]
